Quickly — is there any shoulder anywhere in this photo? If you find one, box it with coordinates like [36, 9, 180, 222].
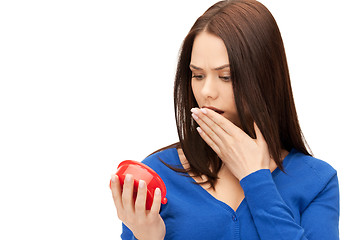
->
[286, 149, 337, 185]
[141, 147, 180, 173]
[279, 149, 338, 204]
[140, 147, 185, 188]
[275, 149, 339, 211]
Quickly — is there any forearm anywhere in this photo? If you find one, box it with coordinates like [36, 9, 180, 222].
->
[240, 169, 308, 240]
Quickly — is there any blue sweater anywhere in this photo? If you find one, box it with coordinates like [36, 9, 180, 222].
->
[121, 148, 339, 240]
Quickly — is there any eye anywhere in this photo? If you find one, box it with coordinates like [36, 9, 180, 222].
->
[192, 74, 205, 80]
[219, 76, 231, 82]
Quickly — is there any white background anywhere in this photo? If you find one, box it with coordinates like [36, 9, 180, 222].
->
[0, 0, 358, 239]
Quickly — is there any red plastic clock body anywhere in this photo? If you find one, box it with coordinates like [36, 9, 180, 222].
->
[112, 160, 167, 210]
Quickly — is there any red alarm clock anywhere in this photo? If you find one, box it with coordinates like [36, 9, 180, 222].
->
[111, 160, 167, 210]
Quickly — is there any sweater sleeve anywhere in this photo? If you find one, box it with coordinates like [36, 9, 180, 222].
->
[300, 173, 339, 239]
[240, 169, 339, 240]
[121, 223, 137, 240]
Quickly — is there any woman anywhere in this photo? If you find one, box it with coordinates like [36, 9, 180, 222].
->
[111, 0, 340, 239]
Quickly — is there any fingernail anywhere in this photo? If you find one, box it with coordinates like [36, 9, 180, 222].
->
[190, 108, 198, 114]
[111, 175, 117, 183]
[200, 108, 207, 114]
[125, 174, 132, 182]
[191, 113, 199, 120]
[155, 188, 161, 196]
[196, 127, 203, 134]
[139, 180, 145, 189]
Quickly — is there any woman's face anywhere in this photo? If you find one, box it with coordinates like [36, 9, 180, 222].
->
[190, 31, 241, 126]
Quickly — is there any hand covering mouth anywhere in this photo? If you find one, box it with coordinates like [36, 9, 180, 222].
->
[203, 106, 225, 114]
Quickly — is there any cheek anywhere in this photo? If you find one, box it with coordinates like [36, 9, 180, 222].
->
[222, 86, 236, 107]
[191, 80, 200, 102]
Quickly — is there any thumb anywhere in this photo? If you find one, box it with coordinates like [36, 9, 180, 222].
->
[254, 122, 265, 143]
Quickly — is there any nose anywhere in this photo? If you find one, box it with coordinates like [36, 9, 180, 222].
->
[200, 76, 219, 100]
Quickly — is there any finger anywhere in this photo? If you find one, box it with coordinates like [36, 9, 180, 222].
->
[149, 188, 162, 216]
[192, 113, 223, 146]
[110, 174, 124, 215]
[134, 180, 147, 217]
[191, 108, 228, 141]
[122, 174, 135, 214]
[191, 107, 236, 137]
[196, 126, 221, 155]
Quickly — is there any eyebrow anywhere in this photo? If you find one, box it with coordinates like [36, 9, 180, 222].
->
[189, 64, 230, 71]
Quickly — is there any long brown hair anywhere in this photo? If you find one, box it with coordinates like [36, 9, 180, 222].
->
[149, 0, 311, 189]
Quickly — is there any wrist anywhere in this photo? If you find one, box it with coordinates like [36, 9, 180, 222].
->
[238, 167, 270, 181]
[134, 232, 164, 240]
[134, 237, 163, 240]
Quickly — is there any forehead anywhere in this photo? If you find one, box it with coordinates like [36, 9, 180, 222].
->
[190, 31, 229, 69]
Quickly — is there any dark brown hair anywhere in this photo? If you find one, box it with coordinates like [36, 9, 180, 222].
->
[149, 0, 311, 189]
